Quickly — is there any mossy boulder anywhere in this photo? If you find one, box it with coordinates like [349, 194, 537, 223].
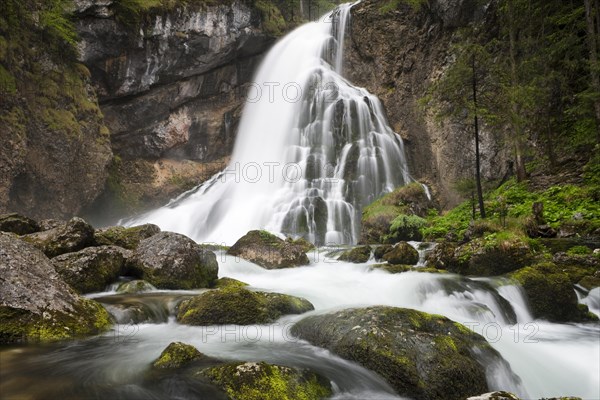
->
[285, 237, 315, 252]
[177, 287, 313, 325]
[291, 306, 493, 400]
[0, 213, 40, 235]
[52, 246, 128, 294]
[373, 244, 394, 260]
[23, 217, 95, 258]
[0, 233, 111, 343]
[94, 224, 161, 250]
[382, 241, 419, 265]
[153, 342, 204, 369]
[426, 241, 458, 270]
[451, 234, 537, 276]
[338, 245, 372, 263]
[201, 361, 332, 400]
[130, 232, 218, 290]
[361, 183, 435, 244]
[510, 262, 598, 322]
[215, 277, 249, 290]
[116, 280, 156, 294]
[227, 230, 310, 269]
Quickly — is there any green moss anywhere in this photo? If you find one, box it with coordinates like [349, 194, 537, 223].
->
[379, 0, 426, 14]
[153, 342, 203, 369]
[95, 224, 160, 249]
[384, 214, 426, 243]
[116, 280, 155, 294]
[338, 246, 372, 263]
[215, 277, 250, 290]
[202, 362, 332, 400]
[177, 287, 313, 326]
[567, 245, 593, 256]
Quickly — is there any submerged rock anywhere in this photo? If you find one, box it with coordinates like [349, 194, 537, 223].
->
[116, 280, 156, 294]
[201, 361, 332, 400]
[52, 246, 127, 294]
[227, 230, 310, 269]
[382, 241, 419, 265]
[0, 233, 111, 343]
[153, 342, 204, 369]
[291, 306, 493, 400]
[177, 287, 313, 326]
[0, 213, 40, 235]
[23, 217, 95, 258]
[130, 232, 218, 290]
[510, 262, 597, 322]
[94, 224, 161, 250]
[338, 245, 372, 263]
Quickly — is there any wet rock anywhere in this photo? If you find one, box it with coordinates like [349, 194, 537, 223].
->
[426, 241, 458, 270]
[0, 213, 40, 235]
[201, 361, 332, 400]
[467, 392, 520, 400]
[382, 241, 419, 265]
[371, 264, 446, 274]
[510, 262, 598, 322]
[23, 217, 95, 258]
[52, 246, 127, 294]
[177, 287, 313, 326]
[286, 236, 315, 252]
[214, 277, 249, 290]
[116, 280, 156, 294]
[0, 233, 111, 343]
[153, 342, 204, 369]
[94, 224, 160, 250]
[338, 246, 372, 263]
[130, 232, 218, 290]
[373, 244, 394, 260]
[291, 306, 493, 400]
[227, 230, 310, 269]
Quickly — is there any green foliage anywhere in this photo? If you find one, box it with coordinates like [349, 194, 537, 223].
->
[379, 0, 425, 14]
[566, 245, 593, 256]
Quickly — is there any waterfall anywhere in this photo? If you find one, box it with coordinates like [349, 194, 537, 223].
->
[128, 3, 410, 245]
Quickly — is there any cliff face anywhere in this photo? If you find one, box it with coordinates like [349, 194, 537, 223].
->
[346, 0, 511, 208]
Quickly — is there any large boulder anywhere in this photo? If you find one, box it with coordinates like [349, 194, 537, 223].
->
[94, 224, 161, 250]
[227, 230, 310, 269]
[201, 361, 332, 400]
[510, 262, 597, 322]
[0, 233, 111, 343]
[23, 217, 95, 257]
[291, 306, 494, 400]
[177, 287, 313, 326]
[130, 232, 218, 289]
[338, 246, 372, 263]
[382, 241, 419, 265]
[52, 246, 128, 294]
[0, 213, 40, 235]
[152, 342, 205, 369]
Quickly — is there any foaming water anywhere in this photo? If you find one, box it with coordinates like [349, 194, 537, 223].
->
[126, 3, 409, 245]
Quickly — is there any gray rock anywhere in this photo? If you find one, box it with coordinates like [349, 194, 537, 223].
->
[0, 213, 40, 235]
[52, 246, 127, 293]
[94, 224, 161, 250]
[227, 230, 310, 269]
[23, 217, 95, 258]
[0, 233, 111, 343]
[467, 392, 520, 400]
[291, 306, 495, 400]
[382, 241, 419, 265]
[130, 232, 218, 289]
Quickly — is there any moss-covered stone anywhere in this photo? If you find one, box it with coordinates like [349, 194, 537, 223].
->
[292, 306, 494, 400]
[510, 262, 598, 322]
[52, 246, 127, 294]
[227, 230, 310, 269]
[361, 183, 436, 244]
[338, 245, 372, 263]
[426, 241, 458, 270]
[382, 241, 419, 265]
[0, 213, 40, 235]
[215, 277, 250, 290]
[130, 232, 218, 289]
[153, 342, 204, 369]
[23, 217, 95, 258]
[201, 361, 332, 400]
[94, 224, 160, 250]
[371, 264, 447, 274]
[177, 287, 313, 326]
[373, 244, 394, 260]
[116, 280, 156, 294]
[285, 237, 315, 252]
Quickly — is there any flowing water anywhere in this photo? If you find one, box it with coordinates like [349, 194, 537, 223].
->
[1, 250, 598, 399]
[3, 4, 597, 400]
[127, 3, 410, 246]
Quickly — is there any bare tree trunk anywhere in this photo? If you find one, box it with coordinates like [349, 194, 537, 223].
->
[472, 55, 486, 219]
[508, 0, 528, 181]
[585, 0, 600, 144]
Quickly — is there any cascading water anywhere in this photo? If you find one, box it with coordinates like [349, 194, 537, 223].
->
[128, 3, 410, 245]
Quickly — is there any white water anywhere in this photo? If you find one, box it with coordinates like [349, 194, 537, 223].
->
[127, 3, 410, 246]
